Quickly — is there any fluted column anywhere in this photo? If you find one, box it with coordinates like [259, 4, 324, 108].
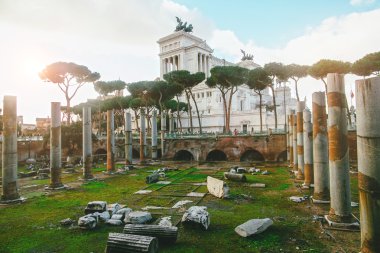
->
[152, 110, 158, 160]
[289, 111, 294, 166]
[107, 110, 115, 172]
[296, 101, 305, 180]
[312, 92, 330, 203]
[327, 73, 351, 223]
[125, 112, 133, 165]
[82, 106, 93, 179]
[1, 96, 20, 201]
[356, 76, 380, 253]
[303, 108, 313, 187]
[50, 102, 64, 188]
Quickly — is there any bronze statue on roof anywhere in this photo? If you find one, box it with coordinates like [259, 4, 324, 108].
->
[175, 17, 193, 33]
[240, 49, 254, 61]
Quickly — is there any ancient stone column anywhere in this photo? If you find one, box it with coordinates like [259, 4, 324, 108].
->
[292, 114, 298, 172]
[327, 73, 351, 223]
[356, 76, 380, 253]
[82, 106, 93, 179]
[303, 108, 313, 187]
[296, 101, 305, 180]
[289, 110, 295, 167]
[161, 112, 166, 157]
[125, 112, 133, 165]
[312, 92, 330, 203]
[106, 110, 115, 172]
[49, 102, 64, 188]
[140, 109, 146, 164]
[151, 110, 158, 160]
[1, 96, 20, 201]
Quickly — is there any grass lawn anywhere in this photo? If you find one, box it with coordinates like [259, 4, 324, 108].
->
[0, 163, 360, 253]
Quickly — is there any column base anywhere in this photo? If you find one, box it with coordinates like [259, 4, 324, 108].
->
[0, 197, 26, 205]
[311, 197, 330, 204]
[324, 215, 360, 229]
[45, 184, 67, 190]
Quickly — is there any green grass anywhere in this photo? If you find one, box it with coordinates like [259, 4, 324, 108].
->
[0, 165, 360, 253]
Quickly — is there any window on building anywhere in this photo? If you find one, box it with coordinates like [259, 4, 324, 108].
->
[197, 93, 200, 99]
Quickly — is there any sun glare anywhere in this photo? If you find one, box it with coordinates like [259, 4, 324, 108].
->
[22, 60, 45, 77]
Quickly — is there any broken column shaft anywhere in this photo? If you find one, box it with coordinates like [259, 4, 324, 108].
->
[1, 96, 20, 201]
[151, 110, 157, 160]
[82, 106, 93, 179]
[303, 108, 313, 187]
[140, 109, 146, 164]
[107, 110, 115, 172]
[312, 92, 330, 202]
[169, 113, 174, 133]
[356, 76, 380, 253]
[50, 102, 64, 188]
[125, 112, 133, 165]
[327, 73, 351, 223]
[296, 101, 305, 180]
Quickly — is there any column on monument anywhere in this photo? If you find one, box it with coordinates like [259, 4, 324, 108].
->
[165, 58, 168, 74]
[106, 109, 115, 172]
[151, 110, 158, 160]
[125, 112, 133, 165]
[312, 92, 330, 203]
[82, 106, 93, 179]
[356, 76, 380, 253]
[202, 54, 205, 73]
[175, 55, 179, 70]
[50, 102, 64, 188]
[303, 108, 313, 187]
[140, 109, 146, 164]
[161, 112, 166, 157]
[198, 53, 201, 72]
[327, 73, 352, 223]
[293, 114, 298, 172]
[1, 96, 20, 201]
[206, 56, 209, 78]
[296, 101, 305, 180]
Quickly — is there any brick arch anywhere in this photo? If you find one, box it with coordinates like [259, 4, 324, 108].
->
[173, 150, 195, 161]
[240, 149, 265, 162]
[206, 149, 227, 161]
[276, 150, 287, 162]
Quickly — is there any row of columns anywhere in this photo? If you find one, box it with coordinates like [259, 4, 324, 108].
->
[162, 55, 180, 74]
[285, 74, 380, 252]
[198, 53, 210, 77]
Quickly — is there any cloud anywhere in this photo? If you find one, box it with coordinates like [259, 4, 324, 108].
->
[350, 0, 375, 6]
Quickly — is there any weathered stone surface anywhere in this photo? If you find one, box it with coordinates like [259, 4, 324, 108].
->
[158, 216, 172, 227]
[108, 203, 121, 215]
[172, 200, 193, 208]
[224, 172, 247, 182]
[249, 183, 266, 188]
[78, 214, 98, 229]
[85, 201, 107, 214]
[60, 218, 74, 226]
[123, 224, 178, 244]
[146, 173, 159, 184]
[106, 233, 158, 253]
[207, 176, 229, 198]
[289, 196, 307, 203]
[124, 211, 152, 224]
[186, 192, 206, 197]
[116, 208, 133, 216]
[106, 219, 123, 226]
[235, 218, 273, 237]
[236, 167, 247, 174]
[93, 211, 110, 222]
[111, 214, 124, 220]
[156, 181, 171, 185]
[134, 190, 152, 195]
[181, 206, 210, 230]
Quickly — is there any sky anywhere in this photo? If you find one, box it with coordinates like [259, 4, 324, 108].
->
[0, 0, 379, 123]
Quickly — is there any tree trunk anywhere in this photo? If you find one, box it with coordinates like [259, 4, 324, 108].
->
[294, 79, 300, 102]
[259, 93, 263, 132]
[189, 90, 202, 134]
[221, 92, 228, 133]
[270, 85, 278, 129]
[227, 88, 235, 134]
[66, 97, 71, 125]
[185, 91, 193, 133]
